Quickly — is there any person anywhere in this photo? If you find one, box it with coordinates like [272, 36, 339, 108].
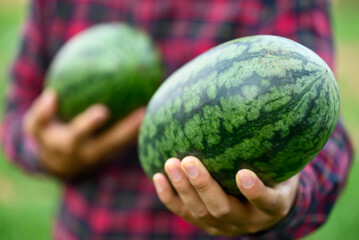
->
[0, 0, 353, 239]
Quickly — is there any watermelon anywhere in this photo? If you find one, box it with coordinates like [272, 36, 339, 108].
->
[46, 23, 163, 124]
[138, 35, 340, 197]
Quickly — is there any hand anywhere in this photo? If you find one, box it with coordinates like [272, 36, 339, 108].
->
[24, 89, 145, 179]
[153, 156, 299, 237]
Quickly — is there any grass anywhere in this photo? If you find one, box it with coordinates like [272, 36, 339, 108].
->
[0, 1, 358, 240]
[332, 1, 359, 43]
[0, 2, 60, 240]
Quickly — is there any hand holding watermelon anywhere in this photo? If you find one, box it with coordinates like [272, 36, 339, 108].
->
[33, 23, 162, 178]
[153, 156, 299, 236]
[138, 35, 340, 235]
[23, 90, 145, 179]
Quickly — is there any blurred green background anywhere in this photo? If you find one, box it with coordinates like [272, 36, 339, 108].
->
[0, 0, 358, 239]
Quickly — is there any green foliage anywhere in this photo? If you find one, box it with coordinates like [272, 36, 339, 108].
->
[0, 156, 59, 240]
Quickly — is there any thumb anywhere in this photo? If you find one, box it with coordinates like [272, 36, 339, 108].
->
[236, 169, 287, 217]
[24, 89, 58, 137]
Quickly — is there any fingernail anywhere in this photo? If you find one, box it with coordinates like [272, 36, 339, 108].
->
[168, 167, 182, 182]
[239, 172, 254, 189]
[153, 175, 163, 193]
[183, 162, 198, 179]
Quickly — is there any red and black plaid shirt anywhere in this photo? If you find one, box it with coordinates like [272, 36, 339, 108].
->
[1, 0, 353, 239]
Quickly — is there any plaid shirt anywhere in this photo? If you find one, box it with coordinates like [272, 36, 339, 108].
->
[1, 0, 353, 239]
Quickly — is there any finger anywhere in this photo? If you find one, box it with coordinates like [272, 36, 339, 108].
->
[153, 172, 193, 220]
[38, 104, 108, 156]
[69, 104, 109, 139]
[83, 107, 145, 161]
[164, 158, 212, 222]
[24, 89, 57, 137]
[236, 169, 293, 217]
[181, 156, 248, 221]
[153, 172, 223, 235]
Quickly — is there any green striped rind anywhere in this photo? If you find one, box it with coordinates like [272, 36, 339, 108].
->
[139, 35, 340, 197]
[46, 23, 163, 123]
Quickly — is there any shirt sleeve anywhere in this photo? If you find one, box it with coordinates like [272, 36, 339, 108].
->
[219, 1, 354, 239]
[0, 0, 48, 173]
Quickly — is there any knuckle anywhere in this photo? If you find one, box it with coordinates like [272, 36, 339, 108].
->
[192, 176, 212, 193]
[246, 190, 262, 201]
[275, 206, 289, 218]
[263, 195, 288, 217]
[178, 208, 192, 220]
[44, 130, 76, 156]
[266, 193, 280, 207]
[174, 183, 192, 196]
[161, 199, 186, 218]
[193, 209, 210, 220]
[211, 206, 231, 219]
[244, 226, 260, 234]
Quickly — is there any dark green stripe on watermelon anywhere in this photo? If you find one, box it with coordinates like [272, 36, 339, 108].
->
[138, 35, 339, 197]
[46, 23, 163, 125]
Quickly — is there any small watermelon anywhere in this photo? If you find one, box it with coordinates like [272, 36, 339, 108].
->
[46, 23, 163, 124]
[138, 35, 340, 197]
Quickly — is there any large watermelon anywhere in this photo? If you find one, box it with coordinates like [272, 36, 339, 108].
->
[139, 35, 340, 197]
[46, 23, 163, 124]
